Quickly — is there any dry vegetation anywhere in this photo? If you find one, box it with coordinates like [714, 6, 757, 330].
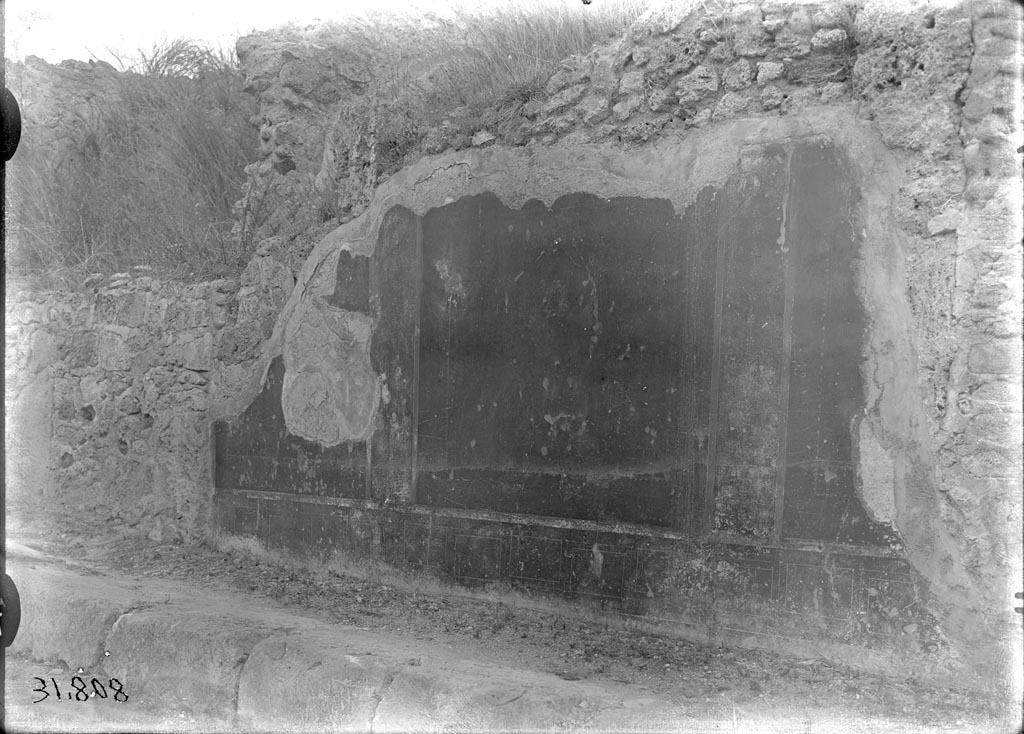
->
[426, 0, 648, 109]
[6, 41, 258, 284]
[6, 1, 649, 285]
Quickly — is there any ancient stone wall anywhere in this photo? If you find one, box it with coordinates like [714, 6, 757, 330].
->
[6, 273, 234, 542]
[5, 210, 294, 542]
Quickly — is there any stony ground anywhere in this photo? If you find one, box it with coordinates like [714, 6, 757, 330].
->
[7, 509, 1018, 733]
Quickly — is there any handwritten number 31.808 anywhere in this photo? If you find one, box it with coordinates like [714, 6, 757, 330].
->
[32, 677, 128, 703]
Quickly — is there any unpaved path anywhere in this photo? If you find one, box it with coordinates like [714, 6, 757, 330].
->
[7, 510, 1016, 732]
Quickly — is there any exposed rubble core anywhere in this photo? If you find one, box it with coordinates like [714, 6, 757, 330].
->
[6, 0, 1021, 699]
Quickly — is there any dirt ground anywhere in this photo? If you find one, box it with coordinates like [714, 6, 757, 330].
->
[7, 508, 1019, 733]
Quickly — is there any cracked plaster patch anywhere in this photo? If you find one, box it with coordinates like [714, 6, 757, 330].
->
[282, 297, 378, 445]
[857, 421, 899, 525]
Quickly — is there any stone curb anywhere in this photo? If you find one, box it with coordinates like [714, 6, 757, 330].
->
[7, 557, 687, 731]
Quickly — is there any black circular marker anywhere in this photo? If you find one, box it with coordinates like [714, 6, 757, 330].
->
[1, 572, 22, 647]
[1, 86, 23, 162]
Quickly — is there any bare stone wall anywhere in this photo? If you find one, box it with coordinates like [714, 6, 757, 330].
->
[5, 216, 295, 542]
[942, 0, 1022, 646]
[6, 274, 233, 542]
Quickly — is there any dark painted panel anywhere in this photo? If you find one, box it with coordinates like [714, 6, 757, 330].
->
[216, 454, 366, 497]
[712, 144, 789, 537]
[713, 464, 776, 536]
[445, 529, 507, 585]
[415, 192, 713, 528]
[212, 356, 367, 499]
[212, 140, 918, 647]
[678, 185, 720, 453]
[416, 467, 685, 529]
[779, 141, 889, 545]
[326, 250, 370, 312]
[380, 513, 434, 571]
[369, 205, 420, 501]
[214, 490, 936, 648]
[263, 501, 304, 554]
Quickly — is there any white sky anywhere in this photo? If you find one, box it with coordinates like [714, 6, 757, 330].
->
[4, 0, 522, 64]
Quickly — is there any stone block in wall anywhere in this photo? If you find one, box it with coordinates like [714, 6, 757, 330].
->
[180, 333, 215, 373]
[677, 64, 719, 109]
[97, 328, 132, 371]
[94, 289, 144, 327]
[926, 209, 960, 237]
[685, 108, 713, 128]
[542, 83, 588, 116]
[630, 44, 652, 67]
[867, 93, 958, 152]
[21, 329, 57, 376]
[728, 3, 770, 57]
[756, 61, 784, 85]
[707, 41, 733, 63]
[967, 342, 1017, 376]
[612, 95, 642, 121]
[163, 298, 210, 330]
[44, 297, 90, 331]
[811, 28, 849, 51]
[646, 88, 678, 114]
[117, 393, 142, 415]
[575, 95, 610, 125]
[60, 332, 97, 368]
[760, 84, 784, 109]
[10, 301, 47, 325]
[961, 378, 1022, 415]
[79, 373, 106, 407]
[761, 12, 785, 35]
[713, 91, 750, 120]
[722, 60, 753, 91]
[773, 28, 812, 58]
[216, 321, 267, 364]
[618, 71, 646, 97]
[958, 446, 1021, 480]
[548, 114, 576, 135]
[545, 68, 587, 97]
[818, 81, 847, 102]
[966, 413, 1024, 454]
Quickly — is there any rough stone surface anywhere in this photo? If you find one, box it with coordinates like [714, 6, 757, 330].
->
[542, 82, 589, 115]
[677, 64, 720, 106]
[618, 70, 647, 96]
[722, 59, 754, 91]
[759, 84, 784, 109]
[756, 61, 785, 85]
[811, 27, 849, 51]
[106, 612, 269, 719]
[575, 95, 610, 125]
[5, 268, 292, 542]
[612, 95, 643, 121]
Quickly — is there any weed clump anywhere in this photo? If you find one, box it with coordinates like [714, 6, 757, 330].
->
[6, 40, 258, 285]
[7, 3, 649, 285]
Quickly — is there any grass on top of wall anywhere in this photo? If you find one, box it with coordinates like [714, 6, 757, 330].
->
[6, 41, 259, 287]
[6, 2, 650, 287]
[428, 0, 649, 109]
